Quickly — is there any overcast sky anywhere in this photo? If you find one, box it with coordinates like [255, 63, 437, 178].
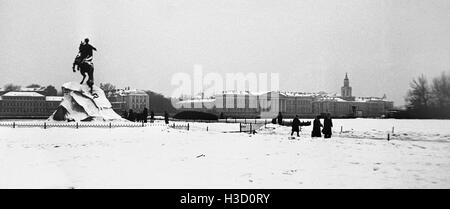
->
[1, 0, 450, 105]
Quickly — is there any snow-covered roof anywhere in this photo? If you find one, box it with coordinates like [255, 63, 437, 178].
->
[279, 91, 321, 97]
[355, 97, 390, 102]
[45, 96, 63, 101]
[316, 96, 347, 102]
[177, 99, 215, 104]
[2, 91, 44, 97]
[215, 90, 336, 98]
[20, 87, 46, 92]
[114, 89, 147, 96]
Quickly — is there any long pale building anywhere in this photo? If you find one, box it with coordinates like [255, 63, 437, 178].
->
[176, 74, 394, 118]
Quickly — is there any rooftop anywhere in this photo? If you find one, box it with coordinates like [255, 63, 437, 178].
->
[20, 87, 46, 92]
[114, 89, 148, 96]
[2, 91, 45, 97]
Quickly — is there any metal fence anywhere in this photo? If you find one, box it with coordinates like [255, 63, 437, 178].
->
[169, 123, 190, 131]
[0, 121, 168, 129]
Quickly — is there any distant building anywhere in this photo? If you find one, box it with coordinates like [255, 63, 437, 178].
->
[176, 74, 394, 118]
[341, 73, 354, 101]
[108, 88, 149, 115]
[0, 92, 62, 118]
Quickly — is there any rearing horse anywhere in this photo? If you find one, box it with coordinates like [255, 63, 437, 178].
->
[73, 56, 94, 93]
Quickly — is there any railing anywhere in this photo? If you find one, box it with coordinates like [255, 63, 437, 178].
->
[169, 123, 190, 131]
[0, 121, 168, 129]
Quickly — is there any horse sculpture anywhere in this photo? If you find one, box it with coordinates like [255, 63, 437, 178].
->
[73, 56, 94, 93]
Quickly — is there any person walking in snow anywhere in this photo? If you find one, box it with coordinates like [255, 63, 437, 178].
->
[142, 108, 148, 123]
[311, 115, 323, 137]
[291, 115, 301, 137]
[127, 109, 135, 122]
[150, 110, 155, 121]
[322, 113, 333, 138]
[164, 111, 169, 124]
[277, 112, 283, 125]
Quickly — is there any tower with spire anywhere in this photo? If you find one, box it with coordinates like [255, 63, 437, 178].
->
[341, 73, 354, 101]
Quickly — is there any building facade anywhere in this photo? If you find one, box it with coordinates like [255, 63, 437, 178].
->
[0, 92, 62, 118]
[176, 74, 394, 118]
[108, 88, 149, 115]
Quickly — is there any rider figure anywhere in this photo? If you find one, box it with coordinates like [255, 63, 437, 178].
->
[79, 38, 97, 60]
[72, 38, 97, 72]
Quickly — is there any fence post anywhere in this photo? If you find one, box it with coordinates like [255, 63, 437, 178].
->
[109, 122, 112, 129]
[44, 122, 46, 129]
[239, 122, 242, 132]
[225, 118, 227, 123]
[13, 122, 15, 128]
[76, 122, 79, 129]
[235, 118, 237, 123]
[340, 126, 343, 134]
[244, 118, 246, 124]
[387, 133, 390, 141]
[265, 119, 267, 128]
[142, 121, 144, 127]
[207, 126, 208, 132]
[187, 123, 189, 131]
[250, 123, 252, 134]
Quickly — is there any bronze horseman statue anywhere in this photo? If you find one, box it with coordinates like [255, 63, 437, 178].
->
[72, 38, 97, 93]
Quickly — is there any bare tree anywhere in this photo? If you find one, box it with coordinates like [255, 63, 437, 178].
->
[26, 84, 41, 88]
[431, 72, 450, 109]
[100, 83, 116, 96]
[43, 85, 58, 96]
[406, 74, 430, 109]
[3, 83, 21, 92]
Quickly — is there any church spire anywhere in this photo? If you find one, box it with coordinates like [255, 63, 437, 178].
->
[341, 73, 352, 100]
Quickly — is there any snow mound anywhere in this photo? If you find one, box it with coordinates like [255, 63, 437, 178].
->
[48, 82, 127, 122]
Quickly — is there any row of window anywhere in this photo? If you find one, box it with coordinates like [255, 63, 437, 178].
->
[286, 100, 311, 105]
[2, 97, 45, 101]
[0, 102, 47, 107]
[0, 108, 49, 113]
[131, 96, 148, 103]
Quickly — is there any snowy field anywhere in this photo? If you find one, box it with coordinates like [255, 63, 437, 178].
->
[0, 119, 449, 188]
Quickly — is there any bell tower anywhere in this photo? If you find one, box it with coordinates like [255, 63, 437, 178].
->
[341, 73, 353, 100]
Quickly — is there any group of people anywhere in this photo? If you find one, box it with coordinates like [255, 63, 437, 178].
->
[123, 109, 170, 124]
[291, 113, 333, 138]
[123, 108, 153, 123]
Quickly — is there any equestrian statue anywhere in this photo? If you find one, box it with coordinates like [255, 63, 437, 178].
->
[72, 38, 97, 93]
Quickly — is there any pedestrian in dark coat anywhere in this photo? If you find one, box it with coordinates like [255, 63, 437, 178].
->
[127, 109, 135, 122]
[311, 115, 323, 137]
[322, 113, 333, 138]
[277, 112, 283, 125]
[291, 115, 301, 137]
[150, 110, 155, 121]
[142, 108, 148, 123]
[164, 111, 169, 124]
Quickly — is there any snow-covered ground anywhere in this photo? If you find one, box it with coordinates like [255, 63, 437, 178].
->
[0, 119, 449, 188]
